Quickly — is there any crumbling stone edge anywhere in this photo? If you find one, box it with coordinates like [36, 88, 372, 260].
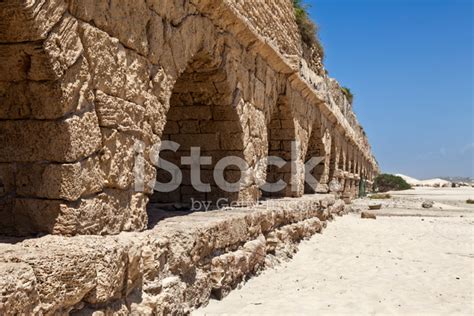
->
[0, 195, 348, 315]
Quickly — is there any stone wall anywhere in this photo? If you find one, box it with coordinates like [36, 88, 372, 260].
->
[0, 0, 379, 237]
[226, 0, 303, 57]
[0, 194, 346, 315]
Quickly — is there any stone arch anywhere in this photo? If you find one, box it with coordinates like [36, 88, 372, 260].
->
[350, 147, 356, 174]
[304, 122, 325, 194]
[346, 145, 352, 173]
[263, 96, 298, 198]
[328, 132, 338, 182]
[343, 144, 355, 199]
[328, 134, 346, 195]
[156, 15, 226, 85]
[0, 0, 380, 237]
[150, 50, 247, 209]
[304, 121, 332, 194]
[338, 140, 346, 172]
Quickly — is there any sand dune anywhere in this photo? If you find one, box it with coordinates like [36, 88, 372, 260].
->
[396, 174, 452, 187]
[396, 173, 422, 186]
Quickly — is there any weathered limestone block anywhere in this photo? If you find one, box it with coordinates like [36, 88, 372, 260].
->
[4, 190, 147, 236]
[283, 218, 322, 242]
[0, 14, 82, 82]
[0, 42, 51, 81]
[0, 263, 40, 315]
[61, 190, 148, 235]
[0, 111, 101, 163]
[0, 0, 67, 43]
[210, 235, 266, 299]
[167, 26, 190, 77]
[0, 55, 93, 120]
[1, 199, 62, 236]
[68, 0, 150, 55]
[100, 129, 140, 190]
[153, 276, 187, 315]
[144, 88, 170, 137]
[79, 22, 155, 106]
[0, 195, 337, 314]
[115, 235, 145, 298]
[180, 17, 223, 70]
[0, 244, 96, 314]
[15, 156, 105, 201]
[148, 0, 192, 26]
[329, 199, 347, 216]
[361, 211, 376, 219]
[82, 245, 128, 305]
[42, 13, 84, 79]
[78, 23, 127, 98]
[32, 57, 92, 117]
[315, 183, 330, 193]
[227, 0, 301, 56]
[254, 78, 266, 109]
[147, 14, 165, 65]
[0, 81, 31, 119]
[183, 269, 213, 310]
[189, 217, 251, 262]
[95, 90, 162, 148]
[126, 55, 154, 106]
[0, 235, 144, 314]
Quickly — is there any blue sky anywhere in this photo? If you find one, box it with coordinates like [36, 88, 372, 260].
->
[307, 0, 473, 179]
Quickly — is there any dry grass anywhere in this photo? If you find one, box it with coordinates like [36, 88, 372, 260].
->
[369, 193, 392, 200]
[293, 0, 324, 60]
[341, 86, 354, 104]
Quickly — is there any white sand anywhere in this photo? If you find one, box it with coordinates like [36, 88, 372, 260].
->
[396, 174, 423, 186]
[396, 174, 457, 187]
[194, 188, 474, 315]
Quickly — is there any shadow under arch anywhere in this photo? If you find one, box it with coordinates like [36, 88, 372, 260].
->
[304, 120, 331, 194]
[262, 95, 299, 198]
[328, 133, 338, 182]
[149, 51, 247, 213]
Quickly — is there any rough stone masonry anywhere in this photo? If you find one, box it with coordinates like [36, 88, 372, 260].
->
[0, 0, 379, 314]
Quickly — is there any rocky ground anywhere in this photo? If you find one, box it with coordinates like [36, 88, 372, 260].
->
[194, 187, 474, 315]
[356, 187, 474, 217]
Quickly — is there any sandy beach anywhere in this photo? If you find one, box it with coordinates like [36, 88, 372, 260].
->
[194, 187, 474, 315]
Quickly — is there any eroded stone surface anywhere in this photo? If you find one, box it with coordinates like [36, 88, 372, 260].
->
[0, 1, 380, 313]
[0, 195, 344, 315]
[0, 0, 378, 237]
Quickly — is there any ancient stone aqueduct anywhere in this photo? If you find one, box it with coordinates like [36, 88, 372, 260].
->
[0, 0, 378, 314]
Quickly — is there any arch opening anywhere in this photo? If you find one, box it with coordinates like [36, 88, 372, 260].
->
[304, 123, 327, 194]
[149, 54, 246, 212]
[338, 145, 345, 172]
[263, 97, 296, 198]
[328, 135, 337, 182]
